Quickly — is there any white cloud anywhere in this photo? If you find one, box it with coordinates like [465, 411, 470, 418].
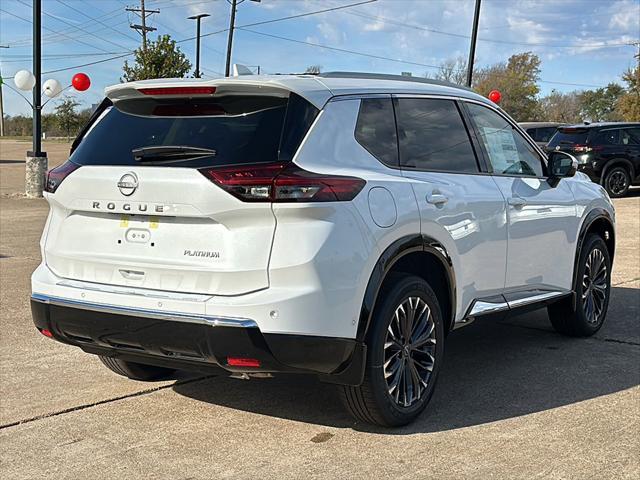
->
[609, 1, 640, 31]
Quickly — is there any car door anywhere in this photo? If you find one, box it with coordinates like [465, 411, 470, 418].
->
[621, 127, 640, 182]
[464, 101, 578, 294]
[394, 96, 508, 320]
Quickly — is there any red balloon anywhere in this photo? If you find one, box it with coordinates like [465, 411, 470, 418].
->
[488, 89, 502, 104]
[72, 72, 91, 91]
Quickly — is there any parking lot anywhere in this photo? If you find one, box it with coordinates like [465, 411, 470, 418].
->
[1, 139, 638, 479]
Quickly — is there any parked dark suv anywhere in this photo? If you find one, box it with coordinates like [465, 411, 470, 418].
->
[547, 123, 640, 197]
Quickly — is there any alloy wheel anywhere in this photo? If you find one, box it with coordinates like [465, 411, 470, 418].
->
[383, 296, 436, 408]
[582, 248, 608, 324]
[607, 170, 628, 196]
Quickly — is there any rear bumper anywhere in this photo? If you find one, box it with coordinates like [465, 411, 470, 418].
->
[31, 294, 365, 385]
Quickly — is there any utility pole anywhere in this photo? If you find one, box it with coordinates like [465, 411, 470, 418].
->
[26, 0, 47, 198]
[127, 0, 159, 52]
[225, 0, 261, 77]
[0, 45, 8, 137]
[466, 0, 481, 88]
[189, 13, 210, 78]
[225, 0, 238, 77]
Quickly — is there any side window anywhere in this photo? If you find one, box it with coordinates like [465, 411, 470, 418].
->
[621, 128, 640, 146]
[537, 127, 557, 143]
[395, 98, 479, 173]
[526, 128, 537, 140]
[467, 103, 544, 177]
[598, 129, 620, 145]
[355, 98, 398, 167]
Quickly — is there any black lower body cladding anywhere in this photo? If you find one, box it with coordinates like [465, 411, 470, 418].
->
[30, 297, 364, 383]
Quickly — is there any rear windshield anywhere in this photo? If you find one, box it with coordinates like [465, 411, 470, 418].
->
[70, 93, 318, 168]
[547, 128, 589, 149]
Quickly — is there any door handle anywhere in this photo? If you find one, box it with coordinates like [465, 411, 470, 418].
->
[508, 197, 526, 209]
[426, 191, 448, 205]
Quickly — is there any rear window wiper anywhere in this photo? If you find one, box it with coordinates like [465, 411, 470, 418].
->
[132, 145, 217, 163]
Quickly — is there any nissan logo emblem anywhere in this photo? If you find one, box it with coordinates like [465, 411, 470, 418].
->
[117, 172, 138, 196]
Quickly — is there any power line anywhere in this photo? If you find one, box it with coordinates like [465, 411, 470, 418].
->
[126, 0, 159, 52]
[14, 0, 134, 52]
[11, 1, 133, 53]
[241, 0, 377, 28]
[42, 52, 134, 75]
[55, 0, 141, 44]
[237, 28, 608, 88]
[6, 8, 126, 48]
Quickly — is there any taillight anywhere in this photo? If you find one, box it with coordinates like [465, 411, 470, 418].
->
[45, 161, 80, 193]
[572, 144, 591, 153]
[200, 162, 366, 202]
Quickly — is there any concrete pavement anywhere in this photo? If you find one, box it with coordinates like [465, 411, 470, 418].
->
[0, 140, 638, 479]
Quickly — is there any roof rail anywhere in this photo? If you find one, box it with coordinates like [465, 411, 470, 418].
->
[317, 71, 474, 92]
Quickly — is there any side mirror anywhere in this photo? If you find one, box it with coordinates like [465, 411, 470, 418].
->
[547, 151, 578, 187]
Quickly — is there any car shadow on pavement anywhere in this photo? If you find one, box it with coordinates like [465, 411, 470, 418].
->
[172, 286, 640, 433]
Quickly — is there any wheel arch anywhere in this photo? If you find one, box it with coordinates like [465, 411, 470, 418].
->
[573, 208, 615, 291]
[601, 158, 635, 184]
[356, 234, 456, 342]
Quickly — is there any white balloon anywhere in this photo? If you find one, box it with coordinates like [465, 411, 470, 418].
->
[43, 78, 63, 98]
[14, 69, 36, 91]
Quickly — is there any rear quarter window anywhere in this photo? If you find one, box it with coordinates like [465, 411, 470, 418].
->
[355, 98, 399, 167]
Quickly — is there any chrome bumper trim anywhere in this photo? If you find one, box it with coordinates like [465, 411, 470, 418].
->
[31, 293, 258, 328]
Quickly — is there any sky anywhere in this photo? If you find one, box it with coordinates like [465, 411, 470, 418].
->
[1, 0, 639, 116]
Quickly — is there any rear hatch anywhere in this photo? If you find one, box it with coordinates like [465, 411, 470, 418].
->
[43, 87, 318, 296]
[547, 127, 591, 153]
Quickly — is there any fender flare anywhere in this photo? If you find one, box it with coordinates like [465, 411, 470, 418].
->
[356, 234, 456, 342]
[572, 208, 615, 292]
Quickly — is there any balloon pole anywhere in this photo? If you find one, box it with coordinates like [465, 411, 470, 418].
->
[31, 0, 44, 158]
[26, 0, 47, 198]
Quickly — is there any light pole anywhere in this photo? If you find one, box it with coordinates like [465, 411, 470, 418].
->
[188, 13, 210, 78]
[466, 0, 481, 88]
[225, 0, 260, 77]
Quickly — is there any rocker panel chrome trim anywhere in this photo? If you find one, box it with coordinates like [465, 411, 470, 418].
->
[506, 291, 568, 309]
[468, 299, 509, 317]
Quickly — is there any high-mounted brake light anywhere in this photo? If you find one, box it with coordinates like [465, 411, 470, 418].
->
[200, 162, 366, 203]
[138, 86, 216, 96]
[45, 160, 81, 194]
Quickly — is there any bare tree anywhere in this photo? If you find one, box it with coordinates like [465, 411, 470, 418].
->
[429, 57, 468, 85]
[304, 65, 322, 74]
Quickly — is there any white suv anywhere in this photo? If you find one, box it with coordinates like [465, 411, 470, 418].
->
[31, 73, 615, 426]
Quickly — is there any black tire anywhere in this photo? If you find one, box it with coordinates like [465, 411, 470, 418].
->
[340, 274, 445, 427]
[99, 355, 174, 381]
[603, 166, 631, 198]
[548, 234, 611, 337]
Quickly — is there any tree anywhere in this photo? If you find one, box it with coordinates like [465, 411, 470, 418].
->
[538, 90, 583, 123]
[430, 57, 468, 86]
[305, 65, 322, 74]
[473, 52, 542, 121]
[122, 34, 191, 82]
[617, 65, 640, 121]
[55, 97, 81, 141]
[579, 83, 625, 122]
